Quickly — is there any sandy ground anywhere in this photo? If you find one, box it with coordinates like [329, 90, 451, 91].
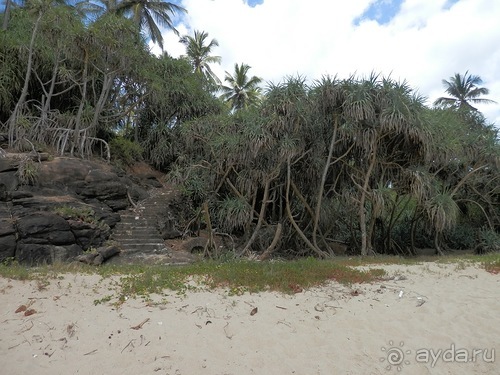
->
[0, 262, 499, 375]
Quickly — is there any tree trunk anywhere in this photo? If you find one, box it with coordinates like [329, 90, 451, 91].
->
[286, 157, 328, 258]
[312, 119, 338, 249]
[2, 0, 12, 31]
[258, 223, 283, 261]
[434, 231, 444, 256]
[8, 10, 43, 147]
[73, 50, 89, 156]
[359, 144, 377, 256]
[239, 179, 270, 257]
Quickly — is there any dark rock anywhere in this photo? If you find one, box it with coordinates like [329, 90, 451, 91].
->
[76, 245, 120, 265]
[0, 171, 18, 192]
[75, 181, 127, 200]
[36, 157, 96, 186]
[1, 155, 172, 266]
[127, 185, 149, 202]
[76, 253, 98, 265]
[101, 198, 128, 211]
[16, 243, 82, 265]
[0, 158, 17, 173]
[97, 244, 120, 260]
[10, 191, 34, 200]
[17, 212, 75, 245]
[158, 217, 182, 239]
[0, 184, 8, 201]
[92, 253, 104, 265]
[0, 234, 16, 262]
[84, 169, 117, 183]
[0, 219, 15, 236]
[146, 176, 163, 188]
[67, 219, 110, 250]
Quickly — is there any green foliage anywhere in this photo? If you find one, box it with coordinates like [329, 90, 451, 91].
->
[476, 229, 500, 254]
[110, 137, 143, 165]
[215, 197, 251, 232]
[54, 205, 97, 224]
[16, 158, 39, 185]
[446, 224, 477, 250]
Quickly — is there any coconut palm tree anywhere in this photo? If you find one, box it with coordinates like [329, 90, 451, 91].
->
[179, 30, 221, 85]
[82, 0, 186, 49]
[221, 63, 262, 111]
[2, 0, 14, 30]
[434, 71, 496, 111]
[116, 0, 186, 49]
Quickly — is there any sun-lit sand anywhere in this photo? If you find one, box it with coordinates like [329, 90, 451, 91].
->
[1, 262, 498, 375]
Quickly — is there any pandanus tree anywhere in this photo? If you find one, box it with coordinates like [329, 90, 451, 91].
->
[334, 75, 428, 255]
[414, 108, 500, 255]
[4, 0, 71, 147]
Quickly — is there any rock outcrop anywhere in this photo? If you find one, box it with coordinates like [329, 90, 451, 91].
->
[0, 154, 158, 265]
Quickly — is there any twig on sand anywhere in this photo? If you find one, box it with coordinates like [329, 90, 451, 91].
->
[131, 318, 150, 330]
[84, 349, 97, 356]
[223, 322, 233, 339]
[121, 340, 135, 353]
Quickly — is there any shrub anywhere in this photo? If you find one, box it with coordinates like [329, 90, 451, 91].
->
[109, 137, 143, 166]
[16, 158, 39, 185]
[476, 229, 500, 254]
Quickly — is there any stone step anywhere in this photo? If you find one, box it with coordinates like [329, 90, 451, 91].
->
[109, 186, 192, 264]
[119, 245, 166, 251]
[113, 234, 159, 239]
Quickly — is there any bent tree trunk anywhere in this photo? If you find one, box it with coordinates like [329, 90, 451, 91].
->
[239, 179, 271, 257]
[359, 142, 378, 256]
[312, 119, 338, 250]
[8, 10, 43, 147]
[286, 157, 328, 258]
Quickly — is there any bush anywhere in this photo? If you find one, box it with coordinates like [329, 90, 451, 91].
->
[476, 229, 500, 254]
[109, 137, 143, 166]
[16, 157, 39, 185]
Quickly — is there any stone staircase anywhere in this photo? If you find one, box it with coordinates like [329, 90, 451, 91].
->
[109, 187, 196, 265]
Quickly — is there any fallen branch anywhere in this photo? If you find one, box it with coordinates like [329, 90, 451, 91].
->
[131, 318, 150, 330]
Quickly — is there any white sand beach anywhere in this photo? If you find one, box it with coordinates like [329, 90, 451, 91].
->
[1, 262, 499, 375]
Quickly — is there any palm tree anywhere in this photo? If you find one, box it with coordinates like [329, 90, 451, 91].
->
[179, 30, 221, 85]
[117, 0, 186, 49]
[221, 63, 262, 111]
[434, 71, 496, 111]
[83, 0, 186, 50]
[2, 0, 14, 30]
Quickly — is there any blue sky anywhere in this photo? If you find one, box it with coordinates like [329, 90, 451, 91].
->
[355, 0, 403, 25]
[156, 0, 500, 126]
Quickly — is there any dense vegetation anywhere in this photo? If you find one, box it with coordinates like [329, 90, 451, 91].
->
[1, 1, 499, 258]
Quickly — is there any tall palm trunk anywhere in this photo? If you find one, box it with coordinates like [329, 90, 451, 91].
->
[2, 0, 13, 30]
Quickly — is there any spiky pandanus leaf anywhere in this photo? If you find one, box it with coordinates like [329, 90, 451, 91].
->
[426, 193, 460, 233]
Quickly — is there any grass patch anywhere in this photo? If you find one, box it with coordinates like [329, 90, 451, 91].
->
[1, 254, 498, 301]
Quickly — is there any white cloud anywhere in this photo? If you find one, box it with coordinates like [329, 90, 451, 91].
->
[161, 0, 500, 126]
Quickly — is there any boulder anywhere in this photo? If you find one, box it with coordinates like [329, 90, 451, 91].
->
[0, 234, 16, 262]
[16, 243, 82, 265]
[16, 212, 75, 245]
[76, 244, 121, 265]
[67, 219, 110, 250]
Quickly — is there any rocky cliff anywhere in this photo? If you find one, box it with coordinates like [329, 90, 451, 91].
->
[0, 153, 167, 265]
